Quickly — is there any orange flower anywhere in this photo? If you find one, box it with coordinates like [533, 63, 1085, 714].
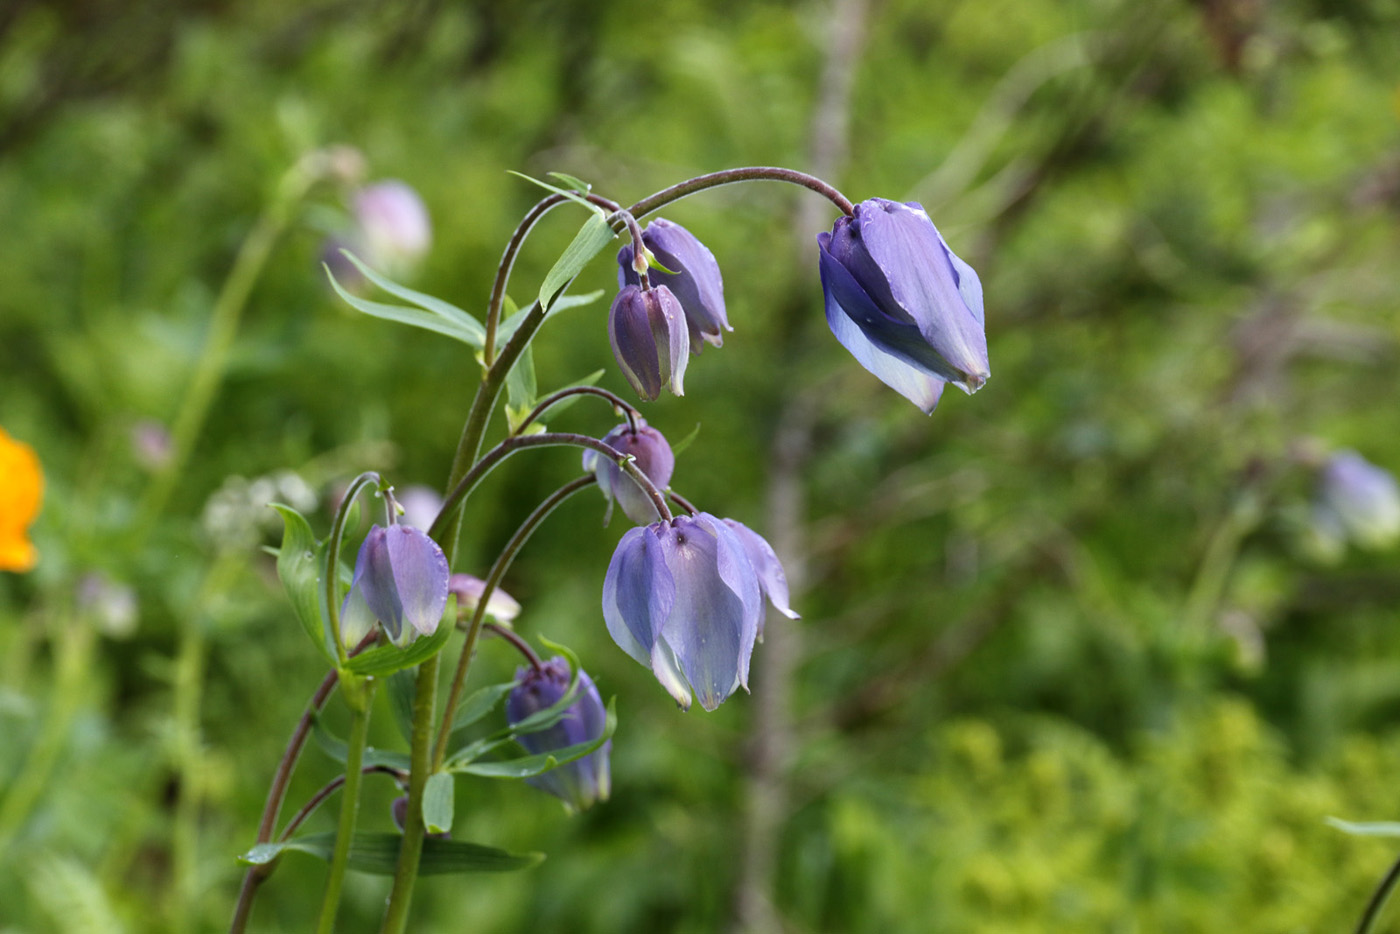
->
[0, 426, 43, 572]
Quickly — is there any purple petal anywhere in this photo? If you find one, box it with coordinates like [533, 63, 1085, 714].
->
[818, 245, 946, 413]
[602, 525, 673, 666]
[609, 286, 663, 400]
[353, 526, 405, 642]
[723, 519, 800, 625]
[384, 525, 450, 638]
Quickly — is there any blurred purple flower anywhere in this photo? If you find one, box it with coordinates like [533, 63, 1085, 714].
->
[340, 524, 449, 647]
[353, 180, 432, 273]
[1316, 450, 1400, 551]
[582, 420, 675, 525]
[77, 571, 138, 638]
[130, 419, 172, 472]
[618, 218, 729, 351]
[506, 657, 611, 812]
[396, 484, 444, 532]
[818, 198, 989, 414]
[602, 513, 766, 711]
[609, 284, 689, 401]
[447, 573, 521, 624]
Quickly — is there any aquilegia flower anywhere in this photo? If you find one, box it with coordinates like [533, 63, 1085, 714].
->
[618, 218, 730, 351]
[721, 519, 799, 635]
[1315, 450, 1400, 551]
[507, 657, 611, 812]
[817, 198, 989, 414]
[603, 512, 768, 711]
[582, 420, 675, 525]
[340, 524, 450, 647]
[609, 284, 690, 401]
[0, 426, 43, 573]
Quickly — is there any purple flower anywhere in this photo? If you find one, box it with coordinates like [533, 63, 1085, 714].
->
[818, 198, 989, 413]
[602, 513, 765, 711]
[609, 285, 690, 401]
[618, 218, 729, 351]
[721, 519, 799, 636]
[507, 657, 611, 812]
[1316, 450, 1400, 550]
[353, 180, 432, 272]
[447, 573, 521, 624]
[340, 524, 450, 647]
[582, 420, 675, 525]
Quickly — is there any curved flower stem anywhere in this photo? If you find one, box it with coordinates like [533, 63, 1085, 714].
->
[484, 622, 545, 673]
[315, 679, 377, 934]
[378, 653, 437, 934]
[667, 490, 701, 516]
[229, 669, 339, 934]
[482, 191, 626, 366]
[1356, 851, 1400, 934]
[431, 475, 597, 769]
[511, 385, 641, 437]
[277, 766, 405, 843]
[432, 433, 670, 544]
[627, 166, 856, 220]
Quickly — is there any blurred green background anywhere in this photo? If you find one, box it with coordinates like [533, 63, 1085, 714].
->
[3, 0, 1400, 931]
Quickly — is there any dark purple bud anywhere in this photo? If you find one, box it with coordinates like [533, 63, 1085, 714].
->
[506, 657, 611, 812]
[602, 513, 762, 711]
[608, 284, 690, 401]
[817, 198, 989, 414]
[340, 524, 450, 647]
[618, 218, 730, 352]
[721, 519, 799, 636]
[581, 420, 675, 525]
[1316, 450, 1400, 551]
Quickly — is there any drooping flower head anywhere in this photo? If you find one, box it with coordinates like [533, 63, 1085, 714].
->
[340, 524, 450, 647]
[0, 426, 43, 573]
[818, 198, 989, 414]
[1315, 450, 1400, 551]
[603, 512, 769, 711]
[608, 284, 690, 401]
[721, 519, 800, 637]
[618, 218, 730, 351]
[582, 420, 675, 526]
[506, 657, 611, 812]
[447, 573, 522, 625]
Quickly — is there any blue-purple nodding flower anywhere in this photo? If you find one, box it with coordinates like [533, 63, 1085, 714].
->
[1315, 450, 1400, 551]
[340, 524, 450, 647]
[602, 512, 774, 711]
[618, 218, 730, 351]
[582, 420, 675, 526]
[507, 657, 611, 812]
[609, 284, 690, 401]
[818, 198, 989, 414]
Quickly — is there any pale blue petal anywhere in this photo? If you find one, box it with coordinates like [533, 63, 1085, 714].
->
[602, 525, 673, 666]
[656, 517, 749, 711]
[385, 525, 450, 637]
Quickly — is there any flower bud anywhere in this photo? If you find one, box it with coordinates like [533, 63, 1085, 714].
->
[817, 198, 989, 413]
[608, 285, 690, 401]
[582, 420, 675, 525]
[447, 573, 521, 624]
[353, 180, 432, 274]
[506, 657, 611, 812]
[618, 218, 729, 351]
[340, 524, 450, 647]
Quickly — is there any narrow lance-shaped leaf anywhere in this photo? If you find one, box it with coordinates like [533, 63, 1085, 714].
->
[338, 251, 486, 346]
[310, 712, 412, 771]
[539, 213, 616, 310]
[451, 698, 616, 779]
[237, 832, 542, 875]
[423, 772, 455, 834]
[341, 609, 454, 676]
[326, 264, 485, 349]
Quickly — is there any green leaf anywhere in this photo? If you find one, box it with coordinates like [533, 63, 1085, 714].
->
[343, 615, 454, 676]
[310, 713, 412, 771]
[338, 251, 487, 345]
[496, 290, 603, 349]
[669, 422, 702, 457]
[269, 505, 335, 664]
[423, 772, 455, 834]
[507, 170, 606, 216]
[451, 698, 616, 779]
[547, 171, 592, 193]
[237, 832, 542, 874]
[504, 343, 537, 432]
[327, 264, 485, 349]
[452, 681, 515, 731]
[386, 668, 417, 746]
[539, 214, 616, 310]
[1326, 817, 1400, 837]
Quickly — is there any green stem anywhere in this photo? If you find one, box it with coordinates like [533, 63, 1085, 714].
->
[511, 385, 640, 437]
[1355, 851, 1400, 934]
[378, 653, 438, 934]
[135, 161, 321, 536]
[315, 678, 378, 934]
[431, 475, 597, 769]
[1180, 493, 1260, 639]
